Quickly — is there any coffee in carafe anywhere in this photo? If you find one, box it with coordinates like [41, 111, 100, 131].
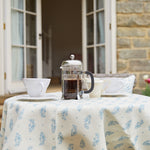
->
[64, 79, 82, 99]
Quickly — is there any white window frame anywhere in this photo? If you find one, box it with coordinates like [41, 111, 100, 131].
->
[82, 0, 116, 74]
[0, 0, 4, 95]
[4, 0, 42, 94]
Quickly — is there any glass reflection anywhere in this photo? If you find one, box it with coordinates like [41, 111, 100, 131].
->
[26, 14, 36, 45]
[87, 48, 94, 73]
[26, 0, 36, 12]
[96, 12, 105, 44]
[26, 48, 37, 78]
[86, 0, 93, 13]
[96, 0, 104, 10]
[97, 47, 105, 73]
[87, 15, 94, 45]
[12, 47, 24, 81]
[11, 10, 24, 45]
[11, 0, 23, 10]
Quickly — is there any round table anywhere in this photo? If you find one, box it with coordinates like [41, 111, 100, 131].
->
[1, 93, 150, 150]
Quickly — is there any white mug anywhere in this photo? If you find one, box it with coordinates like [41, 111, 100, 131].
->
[23, 78, 51, 97]
[85, 78, 104, 98]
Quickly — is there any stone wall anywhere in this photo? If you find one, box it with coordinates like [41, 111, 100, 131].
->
[117, 0, 150, 93]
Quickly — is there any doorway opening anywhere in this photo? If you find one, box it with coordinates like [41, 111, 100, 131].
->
[42, 0, 82, 86]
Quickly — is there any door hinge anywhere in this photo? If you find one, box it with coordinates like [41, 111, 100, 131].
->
[3, 23, 6, 30]
[4, 72, 6, 80]
[109, 23, 111, 30]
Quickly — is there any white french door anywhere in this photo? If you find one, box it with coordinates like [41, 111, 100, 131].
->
[82, 0, 116, 74]
[4, 0, 42, 94]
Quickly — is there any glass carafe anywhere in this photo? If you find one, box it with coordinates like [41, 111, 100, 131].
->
[60, 54, 94, 100]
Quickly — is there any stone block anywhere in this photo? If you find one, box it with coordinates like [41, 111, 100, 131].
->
[117, 28, 145, 37]
[117, 61, 127, 71]
[133, 39, 150, 48]
[129, 60, 150, 71]
[148, 30, 150, 37]
[117, 15, 131, 26]
[117, 15, 150, 27]
[118, 50, 146, 59]
[144, 3, 150, 12]
[133, 88, 143, 94]
[117, 2, 143, 13]
[117, 38, 131, 48]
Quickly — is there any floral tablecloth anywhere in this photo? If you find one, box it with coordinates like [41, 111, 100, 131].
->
[1, 93, 150, 150]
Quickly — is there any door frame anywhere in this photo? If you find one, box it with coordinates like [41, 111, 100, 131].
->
[82, 0, 116, 73]
[0, 0, 4, 95]
[4, 0, 42, 94]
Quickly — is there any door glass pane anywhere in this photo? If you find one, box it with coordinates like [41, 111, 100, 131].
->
[96, 0, 104, 10]
[26, 48, 37, 78]
[96, 12, 105, 44]
[86, 0, 93, 13]
[87, 48, 94, 73]
[12, 47, 24, 81]
[97, 47, 105, 73]
[11, 10, 24, 45]
[87, 15, 94, 45]
[26, 0, 36, 12]
[11, 0, 23, 10]
[26, 14, 36, 45]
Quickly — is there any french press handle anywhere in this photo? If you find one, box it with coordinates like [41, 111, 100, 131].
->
[82, 71, 94, 93]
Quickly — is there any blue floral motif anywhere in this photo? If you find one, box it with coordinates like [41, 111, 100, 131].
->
[77, 105, 82, 112]
[105, 131, 114, 137]
[9, 103, 14, 109]
[40, 106, 46, 118]
[52, 146, 56, 150]
[108, 121, 118, 126]
[118, 136, 129, 141]
[61, 108, 68, 120]
[92, 133, 100, 147]
[126, 104, 133, 113]
[71, 125, 77, 136]
[18, 109, 24, 120]
[68, 144, 74, 150]
[139, 104, 144, 113]
[29, 119, 35, 132]
[58, 132, 64, 144]
[112, 106, 120, 115]
[28, 146, 33, 150]
[39, 132, 46, 145]
[133, 135, 138, 145]
[84, 115, 91, 129]
[114, 143, 123, 149]
[124, 120, 132, 130]
[143, 140, 150, 145]
[51, 119, 56, 133]
[135, 120, 144, 129]
[9, 119, 13, 131]
[15, 133, 21, 147]
[16, 105, 19, 114]
[99, 108, 105, 120]
[4, 136, 7, 144]
[80, 139, 85, 148]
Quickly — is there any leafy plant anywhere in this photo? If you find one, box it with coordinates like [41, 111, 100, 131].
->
[142, 83, 150, 96]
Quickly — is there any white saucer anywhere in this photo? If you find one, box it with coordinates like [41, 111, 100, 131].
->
[101, 93, 129, 97]
[17, 93, 61, 101]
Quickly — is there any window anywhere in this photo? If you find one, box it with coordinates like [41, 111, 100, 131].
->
[82, 0, 116, 74]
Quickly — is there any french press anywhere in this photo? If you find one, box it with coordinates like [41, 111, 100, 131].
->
[60, 54, 94, 100]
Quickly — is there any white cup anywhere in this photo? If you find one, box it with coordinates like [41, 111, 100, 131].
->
[23, 78, 51, 97]
[86, 78, 104, 98]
